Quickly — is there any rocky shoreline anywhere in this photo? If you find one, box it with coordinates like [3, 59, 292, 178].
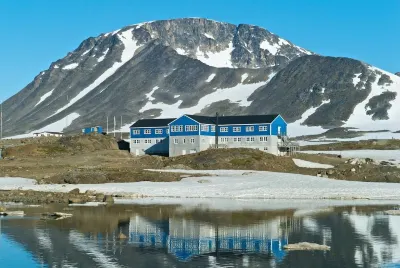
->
[0, 189, 114, 204]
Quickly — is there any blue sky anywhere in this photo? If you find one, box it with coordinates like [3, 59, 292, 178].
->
[0, 0, 398, 101]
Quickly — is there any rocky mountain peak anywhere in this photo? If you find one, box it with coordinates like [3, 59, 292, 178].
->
[395, 72, 400, 77]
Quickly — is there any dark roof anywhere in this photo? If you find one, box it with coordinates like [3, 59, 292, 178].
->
[130, 118, 176, 128]
[187, 114, 280, 125]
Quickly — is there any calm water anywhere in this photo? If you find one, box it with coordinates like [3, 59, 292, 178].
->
[0, 203, 399, 268]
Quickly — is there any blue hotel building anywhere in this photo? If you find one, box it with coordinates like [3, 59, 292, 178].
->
[130, 114, 298, 157]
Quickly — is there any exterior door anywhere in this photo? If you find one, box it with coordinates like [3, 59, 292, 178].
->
[135, 149, 140, 156]
[182, 150, 186, 155]
[278, 126, 281, 135]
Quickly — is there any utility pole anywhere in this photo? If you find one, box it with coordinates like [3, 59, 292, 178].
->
[120, 115, 123, 140]
[215, 112, 219, 149]
[113, 116, 116, 137]
[65, 95, 69, 130]
[106, 116, 109, 135]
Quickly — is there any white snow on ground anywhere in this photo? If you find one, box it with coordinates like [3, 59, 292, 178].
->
[175, 48, 187, 55]
[288, 100, 331, 136]
[295, 45, 313, 55]
[344, 67, 400, 132]
[34, 89, 55, 107]
[352, 73, 362, 86]
[300, 131, 400, 145]
[97, 48, 109, 62]
[4, 113, 80, 139]
[260, 39, 280, 55]
[62, 63, 79, 70]
[53, 65, 59, 69]
[205, 73, 216, 82]
[241, 73, 249, 83]
[292, 159, 334, 169]
[2, 169, 400, 200]
[204, 33, 215, 40]
[174, 95, 180, 98]
[195, 42, 234, 68]
[51, 29, 142, 116]
[303, 150, 400, 166]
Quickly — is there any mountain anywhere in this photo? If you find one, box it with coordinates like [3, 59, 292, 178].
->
[396, 72, 400, 77]
[3, 18, 400, 138]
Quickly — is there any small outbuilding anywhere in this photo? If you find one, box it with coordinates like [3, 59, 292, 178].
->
[33, 131, 64, 137]
[82, 126, 103, 135]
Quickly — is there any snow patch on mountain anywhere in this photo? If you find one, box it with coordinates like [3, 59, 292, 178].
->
[344, 67, 400, 131]
[205, 73, 216, 82]
[260, 40, 280, 55]
[204, 33, 215, 40]
[288, 100, 331, 136]
[195, 42, 234, 68]
[97, 48, 109, 62]
[352, 73, 362, 86]
[241, 73, 249, 83]
[34, 89, 55, 107]
[146, 86, 159, 101]
[81, 49, 92, 56]
[139, 80, 269, 118]
[52, 30, 142, 116]
[5, 112, 80, 139]
[175, 48, 187, 55]
[62, 63, 79, 70]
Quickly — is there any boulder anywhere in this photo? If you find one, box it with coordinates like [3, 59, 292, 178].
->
[103, 195, 114, 204]
[351, 168, 356, 172]
[95, 193, 105, 202]
[85, 190, 96, 195]
[69, 188, 80, 195]
[68, 198, 84, 204]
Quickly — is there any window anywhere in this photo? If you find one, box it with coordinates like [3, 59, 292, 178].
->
[246, 137, 255, 142]
[246, 126, 254, 132]
[144, 139, 152, 144]
[264, 147, 268, 151]
[132, 129, 140, 135]
[260, 137, 268, 142]
[237, 137, 242, 142]
[233, 138, 237, 142]
[201, 125, 209, 131]
[155, 129, 163, 134]
[133, 139, 140, 144]
[185, 125, 198, 132]
[174, 138, 178, 144]
[233, 127, 241, 132]
[251, 137, 255, 142]
[220, 137, 229, 143]
[259, 126, 268, 132]
[220, 127, 228, 132]
[211, 126, 216, 132]
[166, 129, 169, 134]
[182, 138, 186, 144]
[156, 139, 160, 143]
[171, 125, 183, 132]
[190, 138, 195, 144]
[144, 129, 151, 134]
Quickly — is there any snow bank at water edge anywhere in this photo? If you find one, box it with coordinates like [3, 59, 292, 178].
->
[2, 169, 400, 200]
[292, 159, 334, 169]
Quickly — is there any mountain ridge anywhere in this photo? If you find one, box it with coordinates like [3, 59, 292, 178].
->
[2, 18, 399, 138]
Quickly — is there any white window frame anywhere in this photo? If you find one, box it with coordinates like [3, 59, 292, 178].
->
[211, 126, 216, 132]
[132, 129, 140, 135]
[185, 125, 198, 132]
[259, 126, 268, 132]
[220, 127, 228, 133]
[233, 127, 241, 132]
[144, 129, 151, 134]
[201, 125, 209, 132]
[182, 138, 186, 144]
[173, 138, 178, 144]
[155, 129, 163, 134]
[246, 126, 254, 132]
[251, 137, 255, 142]
[260, 136, 268, 142]
[171, 125, 183, 132]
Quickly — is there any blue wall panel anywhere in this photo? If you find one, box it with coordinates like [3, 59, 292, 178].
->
[130, 127, 169, 139]
[217, 124, 271, 137]
[270, 115, 287, 136]
[169, 115, 200, 137]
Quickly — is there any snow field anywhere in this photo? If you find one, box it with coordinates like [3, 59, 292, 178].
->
[2, 169, 400, 200]
[292, 159, 334, 169]
[34, 89, 55, 107]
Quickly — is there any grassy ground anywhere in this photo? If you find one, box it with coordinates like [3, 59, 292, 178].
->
[1, 135, 400, 184]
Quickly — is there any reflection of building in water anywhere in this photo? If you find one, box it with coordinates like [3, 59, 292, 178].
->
[127, 215, 298, 262]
